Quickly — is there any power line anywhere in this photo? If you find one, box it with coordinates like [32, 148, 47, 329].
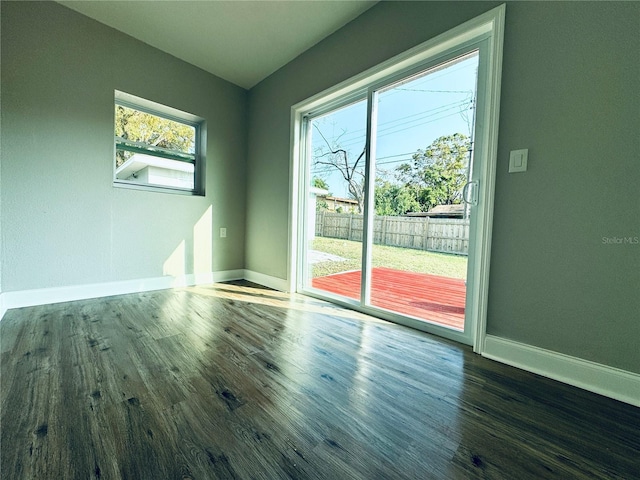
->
[310, 110, 473, 176]
[394, 88, 473, 94]
[310, 56, 479, 150]
[311, 145, 475, 177]
[334, 100, 471, 151]
[379, 58, 477, 99]
[311, 97, 471, 146]
[337, 105, 470, 152]
[376, 109, 468, 140]
[377, 101, 470, 135]
[377, 152, 415, 160]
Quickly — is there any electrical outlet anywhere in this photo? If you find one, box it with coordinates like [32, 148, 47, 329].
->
[220, 227, 227, 238]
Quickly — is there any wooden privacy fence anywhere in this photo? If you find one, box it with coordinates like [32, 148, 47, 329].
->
[315, 211, 469, 255]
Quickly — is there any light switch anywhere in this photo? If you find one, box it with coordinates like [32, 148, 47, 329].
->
[509, 149, 528, 173]
[220, 227, 227, 238]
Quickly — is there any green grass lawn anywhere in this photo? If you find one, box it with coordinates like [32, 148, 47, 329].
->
[311, 237, 467, 279]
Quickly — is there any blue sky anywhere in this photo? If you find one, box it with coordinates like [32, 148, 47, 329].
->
[311, 52, 479, 198]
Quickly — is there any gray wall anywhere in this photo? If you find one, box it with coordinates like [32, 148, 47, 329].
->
[246, 1, 639, 373]
[487, 2, 639, 373]
[1, 1, 247, 292]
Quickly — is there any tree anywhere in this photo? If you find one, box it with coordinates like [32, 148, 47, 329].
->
[316, 200, 329, 211]
[312, 176, 330, 192]
[396, 133, 471, 211]
[311, 128, 470, 216]
[374, 179, 421, 216]
[115, 105, 195, 167]
[312, 125, 365, 213]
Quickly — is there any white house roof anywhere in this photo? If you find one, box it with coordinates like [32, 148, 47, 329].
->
[115, 154, 194, 179]
[310, 187, 329, 196]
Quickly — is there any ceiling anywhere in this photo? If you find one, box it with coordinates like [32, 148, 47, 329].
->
[58, 1, 377, 90]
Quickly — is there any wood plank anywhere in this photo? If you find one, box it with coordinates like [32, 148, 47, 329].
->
[1, 282, 639, 479]
[312, 267, 466, 329]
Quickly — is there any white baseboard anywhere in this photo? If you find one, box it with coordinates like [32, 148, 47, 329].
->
[211, 269, 246, 284]
[483, 335, 640, 408]
[0, 270, 246, 321]
[243, 270, 289, 292]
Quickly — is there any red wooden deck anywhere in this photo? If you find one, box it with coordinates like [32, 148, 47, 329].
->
[311, 267, 466, 330]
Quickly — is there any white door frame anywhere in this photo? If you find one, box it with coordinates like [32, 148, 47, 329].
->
[288, 4, 505, 353]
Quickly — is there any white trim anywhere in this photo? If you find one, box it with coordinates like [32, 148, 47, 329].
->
[0, 270, 245, 321]
[360, 88, 377, 306]
[115, 90, 202, 125]
[483, 335, 640, 408]
[210, 269, 246, 284]
[287, 107, 302, 293]
[243, 270, 290, 292]
[473, 4, 505, 355]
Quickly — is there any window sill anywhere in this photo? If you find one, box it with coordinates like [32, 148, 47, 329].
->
[113, 180, 204, 197]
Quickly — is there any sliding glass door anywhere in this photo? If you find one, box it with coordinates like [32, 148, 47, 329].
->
[366, 53, 478, 330]
[301, 98, 367, 305]
[294, 8, 505, 347]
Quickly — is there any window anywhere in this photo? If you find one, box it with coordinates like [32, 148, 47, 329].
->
[114, 91, 204, 194]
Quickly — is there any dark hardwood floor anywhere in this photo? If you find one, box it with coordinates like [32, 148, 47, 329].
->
[1, 281, 639, 479]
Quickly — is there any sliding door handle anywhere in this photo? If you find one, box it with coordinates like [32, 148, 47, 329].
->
[462, 180, 479, 206]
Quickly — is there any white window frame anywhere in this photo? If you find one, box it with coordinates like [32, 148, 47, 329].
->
[113, 91, 205, 195]
[288, 5, 505, 352]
